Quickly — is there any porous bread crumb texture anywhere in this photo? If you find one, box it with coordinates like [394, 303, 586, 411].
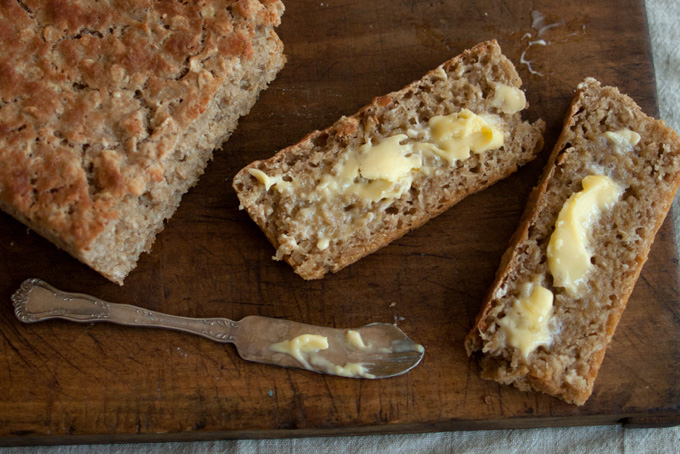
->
[0, 0, 286, 284]
[233, 40, 545, 280]
[465, 78, 680, 405]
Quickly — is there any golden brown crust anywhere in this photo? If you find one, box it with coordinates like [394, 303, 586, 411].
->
[233, 40, 545, 280]
[465, 78, 680, 405]
[0, 0, 285, 282]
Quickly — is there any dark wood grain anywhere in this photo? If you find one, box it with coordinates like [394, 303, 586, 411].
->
[1, 0, 678, 446]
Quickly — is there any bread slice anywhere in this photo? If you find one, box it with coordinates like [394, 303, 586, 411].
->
[233, 40, 545, 279]
[465, 78, 680, 405]
[0, 0, 286, 284]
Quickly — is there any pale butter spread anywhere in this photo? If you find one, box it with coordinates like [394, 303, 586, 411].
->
[269, 334, 328, 369]
[314, 109, 504, 202]
[357, 134, 422, 181]
[269, 334, 375, 378]
[425, 109, 504, 162]
[252, 109, 506, 201]
[252, 107, 512, 251]
[345, 330, 369, 349]
[603, 129, 641, 153]
[489, 83, 527, 115]
[309, 355, 375, 379]
[547, 175, 622, 296]
[496, 281, 554, 358]
[248, 168, 292, 191]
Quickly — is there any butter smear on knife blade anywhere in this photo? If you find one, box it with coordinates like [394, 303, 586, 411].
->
[269, 333, 376, 378]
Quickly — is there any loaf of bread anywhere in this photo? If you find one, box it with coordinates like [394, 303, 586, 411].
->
[465, 78, 680, 405]
[233, 40, 545, 279]
[0, 0, 286, 284]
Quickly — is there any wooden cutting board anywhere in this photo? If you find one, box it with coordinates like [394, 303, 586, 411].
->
[2, 0, 679, 446]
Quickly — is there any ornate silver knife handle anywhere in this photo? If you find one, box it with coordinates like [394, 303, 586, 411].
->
[12, 278, 237, 343]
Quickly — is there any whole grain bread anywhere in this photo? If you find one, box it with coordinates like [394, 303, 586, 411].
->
[233, 40, 545, 280]
[465, 78, 680, 405]
[0, 0, 286, 284]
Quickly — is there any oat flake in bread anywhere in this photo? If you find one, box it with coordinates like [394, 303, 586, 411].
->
[465, 78, 680, 405]
[0, 0, 286, 284]
[233, 40, 545, 280]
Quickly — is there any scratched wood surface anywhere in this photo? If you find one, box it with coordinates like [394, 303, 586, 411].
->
[1, 0, 679, 446]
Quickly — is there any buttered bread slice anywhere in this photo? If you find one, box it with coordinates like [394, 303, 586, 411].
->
[465, 78, 680, 405]
[233, 40, 545, 279]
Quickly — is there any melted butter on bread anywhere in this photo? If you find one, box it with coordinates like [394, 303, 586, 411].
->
[490, 83, 527, 115]
[253, 109, 506, 200]
[547, 175, 623, 296]
[251, 106, 519, 253]
[603, 129, 641, 152]
[495, 280, 554, 359]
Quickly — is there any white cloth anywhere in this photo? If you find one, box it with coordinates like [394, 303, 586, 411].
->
[0, 424, 678, 453]
[2, 0, 678, 452]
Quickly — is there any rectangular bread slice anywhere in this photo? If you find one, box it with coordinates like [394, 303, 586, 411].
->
[465, 78, 680, 405]
[233, 40, 545, 279]
[0, 0, 286, 284]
